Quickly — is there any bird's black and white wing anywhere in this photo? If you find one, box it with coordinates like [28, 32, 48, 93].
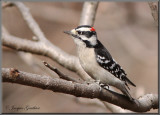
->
[94, 40, 136, 87]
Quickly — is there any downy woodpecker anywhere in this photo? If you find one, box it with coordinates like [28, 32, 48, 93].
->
[64, 25, 136, 100]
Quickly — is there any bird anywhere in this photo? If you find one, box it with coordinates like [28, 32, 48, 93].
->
[64, 25, 136, 100]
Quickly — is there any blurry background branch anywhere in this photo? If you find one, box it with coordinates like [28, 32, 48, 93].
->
[79, 2, 99, 26]
[2, 68, 158, 112]
[148, 2, 158, 26]
[2, 1, 92, 81]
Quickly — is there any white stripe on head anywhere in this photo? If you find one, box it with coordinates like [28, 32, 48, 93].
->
[76, 27, 91, 32]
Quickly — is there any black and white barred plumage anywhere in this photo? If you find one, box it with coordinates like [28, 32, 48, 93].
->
[64, 25, 136, 100]
[94, 40, 136, 88]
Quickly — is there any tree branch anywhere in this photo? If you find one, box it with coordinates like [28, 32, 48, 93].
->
[43, 61, 78, 82]
[13, 2, 46, 42]
[79, 2, 99, 26]
[2, 1, 92, 81]
[2, 68, 158, 112]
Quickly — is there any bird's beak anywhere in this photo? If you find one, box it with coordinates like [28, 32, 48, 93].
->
[63, 30, 72, 35]
[64, 29, 77, 37]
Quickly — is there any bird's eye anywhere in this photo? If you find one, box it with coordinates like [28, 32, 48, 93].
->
[77, 31, 82, 35]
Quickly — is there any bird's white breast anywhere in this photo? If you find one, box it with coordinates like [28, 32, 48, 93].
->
[76, 45, 122, 86]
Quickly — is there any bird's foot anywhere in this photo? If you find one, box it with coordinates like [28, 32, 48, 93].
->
[94, 80, 103, 91]
[95, 80, 110, 90]
[100, 83, 110, 90]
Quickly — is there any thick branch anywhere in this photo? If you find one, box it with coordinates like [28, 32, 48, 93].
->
[79, 2, 99, 26]
[2, 68, 158, 112]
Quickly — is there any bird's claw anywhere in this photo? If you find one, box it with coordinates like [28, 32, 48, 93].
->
[95, 80, 110, 90]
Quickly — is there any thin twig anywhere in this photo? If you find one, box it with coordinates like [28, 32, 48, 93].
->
[43, 61, 78, 82]
[2, 68, 158, 112]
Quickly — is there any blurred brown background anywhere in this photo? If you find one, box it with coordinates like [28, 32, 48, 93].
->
[2, 1, 158, 113]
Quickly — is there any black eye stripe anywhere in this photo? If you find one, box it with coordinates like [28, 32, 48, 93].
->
[77, 31, 86, 35]
[77, 31, 80, 34]
[77, 31, 83, 35]
[77, 31, 96, 37]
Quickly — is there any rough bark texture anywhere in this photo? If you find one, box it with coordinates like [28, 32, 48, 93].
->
[2, 68, 158, 112]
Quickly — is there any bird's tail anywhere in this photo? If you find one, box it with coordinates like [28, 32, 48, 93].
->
[125, 77, 136, 87]
[121, 84, 134, 101]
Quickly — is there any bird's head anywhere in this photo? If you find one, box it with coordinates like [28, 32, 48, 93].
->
[64, 25, 98, 48]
